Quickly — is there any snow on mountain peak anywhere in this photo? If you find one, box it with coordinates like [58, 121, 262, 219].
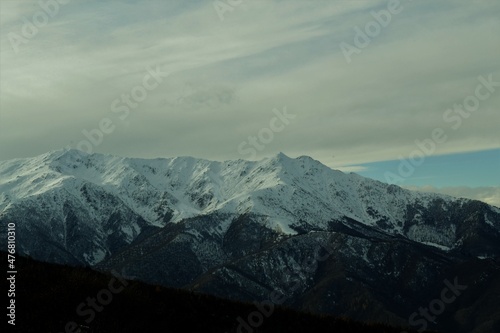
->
[0, 149, 482, 239]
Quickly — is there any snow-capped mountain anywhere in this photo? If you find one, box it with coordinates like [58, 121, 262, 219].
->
[1, 149, 499, 332]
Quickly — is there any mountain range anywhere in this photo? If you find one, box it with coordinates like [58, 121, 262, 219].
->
[1, 149, 499, 332]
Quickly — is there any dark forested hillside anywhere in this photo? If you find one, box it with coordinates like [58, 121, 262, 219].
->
[4, 252, 430, 333]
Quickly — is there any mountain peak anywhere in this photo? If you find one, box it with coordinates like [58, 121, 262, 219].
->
[267, 151, 292, 162]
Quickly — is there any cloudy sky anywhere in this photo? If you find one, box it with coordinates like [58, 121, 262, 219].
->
[0, 0, 499, 205]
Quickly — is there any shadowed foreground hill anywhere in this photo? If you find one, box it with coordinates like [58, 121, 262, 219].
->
[5, 253, 430, 333]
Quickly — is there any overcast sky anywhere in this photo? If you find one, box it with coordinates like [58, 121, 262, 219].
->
[0, 0, 499, 205]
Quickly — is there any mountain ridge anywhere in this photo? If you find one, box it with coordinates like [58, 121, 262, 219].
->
[1, 149, 498, 264]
